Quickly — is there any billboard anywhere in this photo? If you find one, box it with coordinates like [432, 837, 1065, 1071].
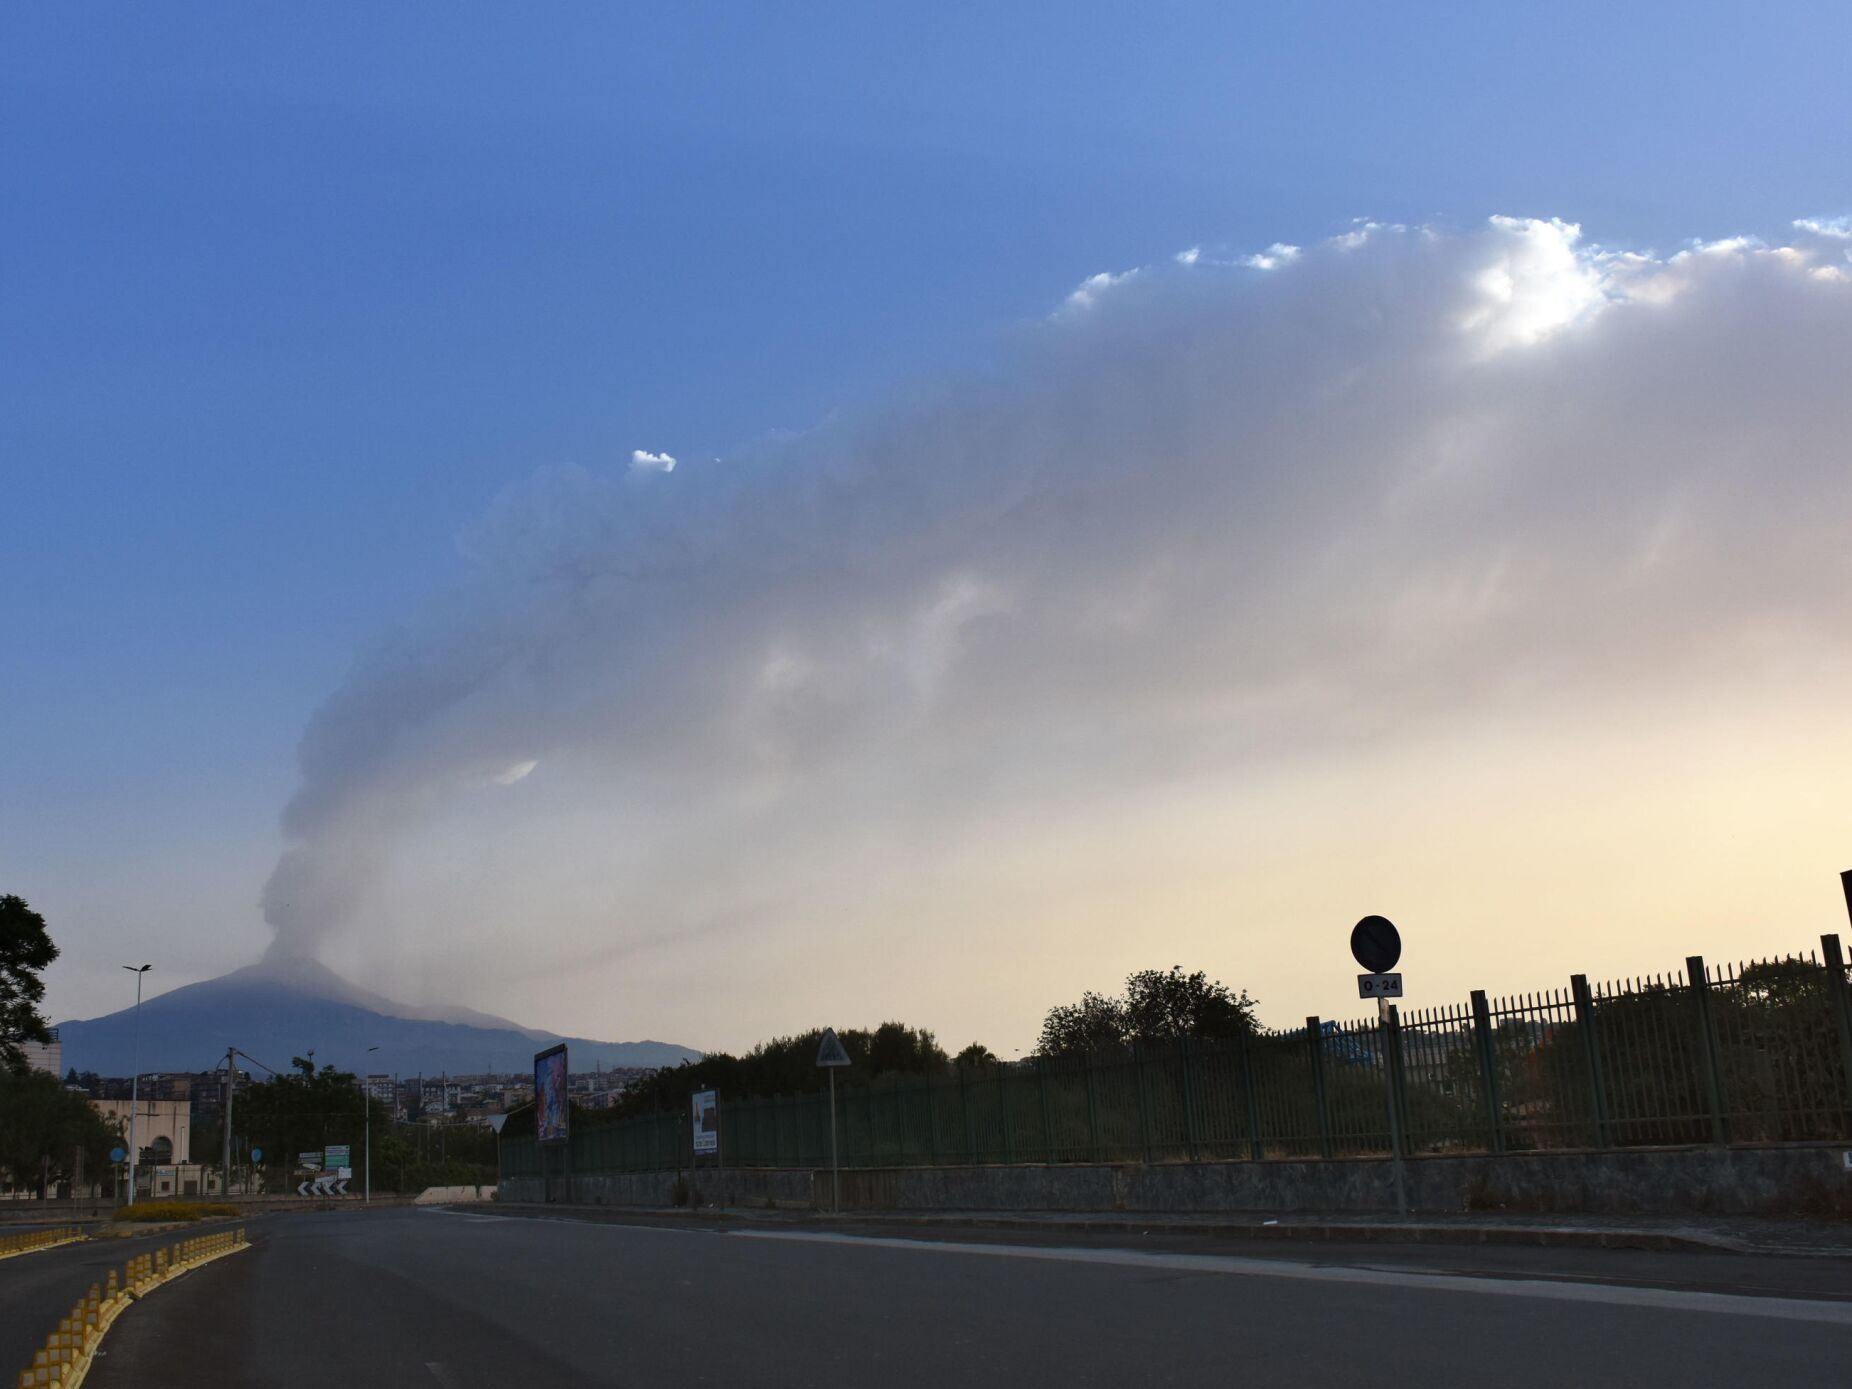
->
[534, 1044, 569, 1144]
[692, 1089, 718, 1155]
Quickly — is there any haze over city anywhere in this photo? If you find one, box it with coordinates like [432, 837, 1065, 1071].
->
[5, 7, 1850, 1059]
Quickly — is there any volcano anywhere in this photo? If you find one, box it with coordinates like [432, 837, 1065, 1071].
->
[53, 955, 700, 1078]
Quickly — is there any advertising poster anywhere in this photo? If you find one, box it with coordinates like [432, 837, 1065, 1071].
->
[534, 1044, 570, 1144]
[692, 1089, 718, 1155]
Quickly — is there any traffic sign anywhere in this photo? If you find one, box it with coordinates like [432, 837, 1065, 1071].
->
[692, 1090, 719, 1154]
[815, 1028, 852, 1068]
[1350, 915, 1402, 973]
[250, 1147, 263, 1163]
[325, 1144, 350, 1168]
[109, 1147, 126, 1164]
[298, 1151, 323, 1171]
[1358, 972, 1404, 999]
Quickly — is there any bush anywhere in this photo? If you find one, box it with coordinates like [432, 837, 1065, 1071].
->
[115, 1201, 238, 1223]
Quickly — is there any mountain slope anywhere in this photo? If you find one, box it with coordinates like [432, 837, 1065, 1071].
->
[54, 956, 700, 1077]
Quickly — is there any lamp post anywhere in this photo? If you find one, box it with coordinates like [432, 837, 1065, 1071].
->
[120, 965, 151, 1207]
[364, 1045, 379, 1205]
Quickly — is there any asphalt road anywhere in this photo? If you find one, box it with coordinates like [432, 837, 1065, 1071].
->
[0, 1223, 202, 1373]
[53, 1207, 1852, 1388]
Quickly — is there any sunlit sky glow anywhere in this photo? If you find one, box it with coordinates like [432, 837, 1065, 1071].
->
[4, 6, 1850, 1057]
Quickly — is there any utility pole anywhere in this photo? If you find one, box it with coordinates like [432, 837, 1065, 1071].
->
[121, 964, 151, 1207]
[222, 1046, 236, 1198]
[364, 1045, 379, 1205]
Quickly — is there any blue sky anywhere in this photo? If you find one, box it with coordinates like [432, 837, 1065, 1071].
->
[5, 6, 1849, 1044]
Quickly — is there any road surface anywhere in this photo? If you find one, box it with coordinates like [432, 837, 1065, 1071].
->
[50, 1207, 1852, 1387]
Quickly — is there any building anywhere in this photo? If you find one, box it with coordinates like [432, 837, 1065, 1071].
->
[20, 1027, 61, 1077]
[93, 1097, 192, 1167]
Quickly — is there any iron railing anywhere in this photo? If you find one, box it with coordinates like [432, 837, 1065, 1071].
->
[501, 934, 1852, 1180]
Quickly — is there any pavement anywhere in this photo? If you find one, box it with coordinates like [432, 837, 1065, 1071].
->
[490, 1201, 1852, 1255]
[0, 1221, 208, 1377]
[26, 1205, 1849, 1387]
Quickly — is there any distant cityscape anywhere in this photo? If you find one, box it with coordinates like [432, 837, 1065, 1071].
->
[13, 1025, 653, 1200]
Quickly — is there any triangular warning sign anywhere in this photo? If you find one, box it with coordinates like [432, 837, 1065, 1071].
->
[815, 1027, 852, 1067]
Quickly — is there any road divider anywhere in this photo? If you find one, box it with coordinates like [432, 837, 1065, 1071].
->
[14, 1227, 248, 1388]
[0, 1227, 84, 1262]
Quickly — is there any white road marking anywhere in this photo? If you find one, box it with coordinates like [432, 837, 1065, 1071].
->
[727, 1229, 1852, 1327]
[425, 1362, 462, 1387]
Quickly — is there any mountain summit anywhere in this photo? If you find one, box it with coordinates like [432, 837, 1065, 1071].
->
[54, 955, 699, 1077]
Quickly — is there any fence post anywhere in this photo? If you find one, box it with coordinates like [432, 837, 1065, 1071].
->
[1038, 1061, 1056, 1163]
[1239, 1033, 1264, 1162]
[1133, 1045, 1155, 1164]
[1568, 975, 1609, 1149]
[1084, 1053, 1103, 1163]
[865, 1079, 877, 1167]
[959, 1066, 975, 1163]
[998, 1066, 1014, 1163]
[1306, 1017, 1332, 1159]
[1821, 936, 1852, 1123]
[1180, 1038, 1201, 1162]
[1686, 956, 1729, 1146]
[1383, 1005, 1410, 1215]
[927, 1076, 939, 1166]
[1383, 1006, 1409, 1155]
[1469, 990, 1504, 1154]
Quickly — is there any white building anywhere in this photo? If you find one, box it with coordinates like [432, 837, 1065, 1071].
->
[21, 1028, 62, 1077]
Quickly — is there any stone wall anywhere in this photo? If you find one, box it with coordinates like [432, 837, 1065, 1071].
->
[500, 1143, 1852, 1216]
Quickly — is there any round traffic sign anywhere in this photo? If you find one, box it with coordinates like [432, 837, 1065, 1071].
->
[109, 1146, 126, 1164]
[250, 1147, 263, 1163]
[1350, 915, 1402, 973]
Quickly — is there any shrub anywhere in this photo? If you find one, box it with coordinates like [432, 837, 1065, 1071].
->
[116, 1201, 238, 1223]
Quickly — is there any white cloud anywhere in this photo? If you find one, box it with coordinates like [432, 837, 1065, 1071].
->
[1241, 242, 1301, 271]
[264, 216, 1852, 1025]
[630, 448, 677, 473]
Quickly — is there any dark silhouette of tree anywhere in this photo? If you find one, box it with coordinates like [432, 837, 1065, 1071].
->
[953, 1042, 998, 1068]
[0, 1068, 117, 1195]
[1123, 967, 1258, 1045]
[1037, 967, 1259, 1056]
[1036, 992, 1128, 1057]
[1, 894, 58, 1075]
[603, 1021, 950, 1120]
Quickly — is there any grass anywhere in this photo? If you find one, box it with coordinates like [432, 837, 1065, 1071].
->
[115, 1201, 239, 1223]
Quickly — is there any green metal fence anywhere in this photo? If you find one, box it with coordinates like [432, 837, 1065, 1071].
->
[501, 934, 1852, 1181]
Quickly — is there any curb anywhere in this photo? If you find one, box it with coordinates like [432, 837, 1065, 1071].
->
[16, 1227, 249, 1387]
[0, 1228, 85, 1263]
[832, 1213, 1745, 1254]
[475, 1202, 1754, 1254]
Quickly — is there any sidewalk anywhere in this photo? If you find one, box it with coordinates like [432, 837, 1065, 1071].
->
[484, 1200, 1852, 1257]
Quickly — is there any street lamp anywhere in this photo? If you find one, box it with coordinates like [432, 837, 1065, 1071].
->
[364, 1045, 379, 1205]
[121, 965, 151, 1207]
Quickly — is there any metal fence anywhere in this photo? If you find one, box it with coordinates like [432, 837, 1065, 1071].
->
[501, 935, 1852, 1181]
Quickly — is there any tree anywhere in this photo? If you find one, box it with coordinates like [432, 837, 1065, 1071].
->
[0, 1068, 118, 1195]
[1037, 991, 1129, 1057]
[1122, 967, 1257, 1045]
[1037, 967, 1260, 1056]
[602, 1021, 951, 1120]
[953, 1042, 998, 1069]
[1, 894, 59, 1074]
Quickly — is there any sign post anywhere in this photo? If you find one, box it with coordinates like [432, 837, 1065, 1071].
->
[815, 1028, 852, 1213]
[1350, 915, 1409, 1217]
[534, 1044, 570, 1204]
[692, 1089, 723, 1210]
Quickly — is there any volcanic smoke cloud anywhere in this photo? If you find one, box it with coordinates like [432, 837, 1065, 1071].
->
[262, 216, 1852, 964]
